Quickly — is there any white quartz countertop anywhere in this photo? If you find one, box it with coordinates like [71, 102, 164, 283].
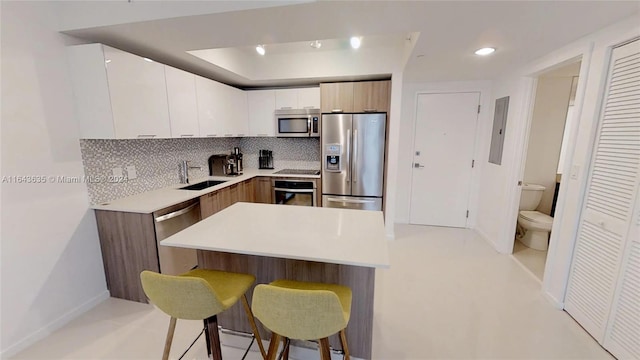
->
[90, 169, 320, 214]
[161, 202, 390, 268]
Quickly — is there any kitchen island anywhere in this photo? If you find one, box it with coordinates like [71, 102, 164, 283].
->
[161, 202, 390, 359]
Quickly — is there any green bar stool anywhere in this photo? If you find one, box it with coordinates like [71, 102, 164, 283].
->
[140, 269, 267, 360]
[252, 279, 352, 360]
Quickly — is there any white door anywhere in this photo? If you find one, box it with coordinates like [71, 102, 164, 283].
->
[564, 39, 640, 358]
[409, 92, 480, 227]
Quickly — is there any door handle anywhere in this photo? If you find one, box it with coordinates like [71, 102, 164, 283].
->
[352, 129, 358, 183]
[346, 129, 351, 182]
[414, 163, 425, 168]
[155, 202, 198, 222]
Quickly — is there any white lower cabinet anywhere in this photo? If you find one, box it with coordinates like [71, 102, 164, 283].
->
[67, 43, 171, 139]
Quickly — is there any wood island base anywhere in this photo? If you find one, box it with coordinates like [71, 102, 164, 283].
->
[197, 250, 375, 360]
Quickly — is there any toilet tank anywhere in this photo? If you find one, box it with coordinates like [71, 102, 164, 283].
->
[519, 183, 546, 210]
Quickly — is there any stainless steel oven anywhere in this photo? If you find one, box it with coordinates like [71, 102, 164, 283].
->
[275, 109, 321, 137]
[272, 179, 317, 206]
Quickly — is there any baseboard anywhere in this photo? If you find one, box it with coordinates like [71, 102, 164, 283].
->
[474, 227, 499, 251]
[1, 290, 110, 358]
[542, 290, 564, 310]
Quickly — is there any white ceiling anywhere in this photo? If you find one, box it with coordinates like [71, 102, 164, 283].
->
[58, 1, 640, 89]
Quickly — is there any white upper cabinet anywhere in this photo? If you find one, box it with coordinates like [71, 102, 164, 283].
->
[195, 75, 248, 138]
[164, 66, 199, 138]
[67, 44, 171, 139]
[275, 89, 298, 109]
[297, 87, 321, 109]
[247, 90, 276, 136]
[274, 87, 320, 110]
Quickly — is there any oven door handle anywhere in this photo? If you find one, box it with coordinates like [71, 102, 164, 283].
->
[273, 188, 315, 193]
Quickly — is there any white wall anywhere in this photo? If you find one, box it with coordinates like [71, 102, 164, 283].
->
[395, 81, 492, 228]
[524, 76, 573, 215]
[1, 2, 109, 356]
[474, 14, 640, 307]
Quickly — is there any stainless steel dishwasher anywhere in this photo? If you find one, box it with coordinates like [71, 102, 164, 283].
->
[153, 199, 201, 275]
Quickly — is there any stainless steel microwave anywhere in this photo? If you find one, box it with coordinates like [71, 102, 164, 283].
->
[275, 109, 321, 137]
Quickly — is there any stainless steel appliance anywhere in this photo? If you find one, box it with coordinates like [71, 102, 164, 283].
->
[231, 147, 243, 175]
[273, 169, 320, 176]
[154, 199, 200, 275]
[322, 113, 386, 211]
[275, 109, 321, 137]
[273, 179, 317, 206]
[209, 154, 240, 176]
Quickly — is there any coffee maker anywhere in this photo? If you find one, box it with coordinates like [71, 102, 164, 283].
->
[231, 147, 243, 175]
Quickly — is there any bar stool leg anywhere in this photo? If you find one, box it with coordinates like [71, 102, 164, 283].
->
[204, 315, 222, 360]
[318, 338, 331, 360]
[266, 333, 282, 360]
[281, 337, 290, 360]
[242, 294, 267, 359]
[162, 317, 177, 360]
[339, 329, 350, 360]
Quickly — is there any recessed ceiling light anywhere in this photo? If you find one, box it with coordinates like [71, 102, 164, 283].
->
[143, 57, 154, 62]
[105, 59, 112, 64]
[350, 36, 361, 49]
[310, 40, 322, 49]
[256, 44, 265, 56]
[474, 47, 496, 56]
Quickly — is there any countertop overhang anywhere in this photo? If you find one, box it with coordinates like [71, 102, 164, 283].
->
[161, 202, 390, 269]
[90, 169, 320, 214]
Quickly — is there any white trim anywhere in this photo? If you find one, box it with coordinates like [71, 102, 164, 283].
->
[1, 291, 111, 358]
[474, 227, 498, 251]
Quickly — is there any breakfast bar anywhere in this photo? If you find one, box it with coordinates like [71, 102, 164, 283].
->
[161, 202, 390, 359]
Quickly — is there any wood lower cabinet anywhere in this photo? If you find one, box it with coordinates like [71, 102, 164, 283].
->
[95, 210, 158, 303]
[254, 177, 272, 203]
[200, 191, 221, 219]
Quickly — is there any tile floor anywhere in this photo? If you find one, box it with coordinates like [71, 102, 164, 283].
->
[511, 238, 548, 281]
[11, 225, 612, 360]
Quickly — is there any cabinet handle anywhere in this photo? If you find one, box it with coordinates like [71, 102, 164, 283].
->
[224, 134, 234, 137]
[331, 109, 343, 113]
[363, 108, 377, 112]
[206, 134, 217, 137]
[137, 134, 156, 138]
[237, 134, 245, 137]
[257, 133, 269, 136]
[280, 107, 292, 110]
[303, 106, 315, 109]
[180, 134, 194, 137]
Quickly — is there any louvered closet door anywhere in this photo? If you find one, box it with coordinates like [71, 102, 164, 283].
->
[564, 39, 640, 351]
[604, 192, 640, 359]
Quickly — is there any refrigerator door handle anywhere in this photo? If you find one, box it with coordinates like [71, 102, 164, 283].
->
[346, 129, 351, 182]
[352, 129, 358, 183]
[327, 197, 376, 204]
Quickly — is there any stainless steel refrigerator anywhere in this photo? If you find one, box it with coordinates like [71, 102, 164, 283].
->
[322, 113, 386, 211]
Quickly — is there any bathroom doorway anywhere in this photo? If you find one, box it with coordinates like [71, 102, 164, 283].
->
[513, 60, 582, 280]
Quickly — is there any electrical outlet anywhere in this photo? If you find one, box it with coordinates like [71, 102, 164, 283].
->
[112, 167, 123, 177]
[126, 165, 137, 180]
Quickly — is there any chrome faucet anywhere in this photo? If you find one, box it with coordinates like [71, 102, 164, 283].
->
[178, 160, 202, 184]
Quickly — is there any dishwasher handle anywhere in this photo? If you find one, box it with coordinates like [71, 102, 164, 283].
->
[155, 202, 199, 222]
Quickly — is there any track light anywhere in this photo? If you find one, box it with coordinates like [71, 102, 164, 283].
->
[474, 47, 496, 56]
[350, 36, 361, 49]
[256, 44, 265, 56]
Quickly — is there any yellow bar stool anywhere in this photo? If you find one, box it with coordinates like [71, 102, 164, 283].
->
[140, 269, 267, 360]
[252, 279, 352, 360]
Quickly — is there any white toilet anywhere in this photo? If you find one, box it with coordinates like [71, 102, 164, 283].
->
[517, 183, 553, 251]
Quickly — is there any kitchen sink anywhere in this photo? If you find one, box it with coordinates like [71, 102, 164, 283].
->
[179, 180, 227, 191]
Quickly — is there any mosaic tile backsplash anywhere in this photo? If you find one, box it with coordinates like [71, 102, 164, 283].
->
[80, 137, 320, 204]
